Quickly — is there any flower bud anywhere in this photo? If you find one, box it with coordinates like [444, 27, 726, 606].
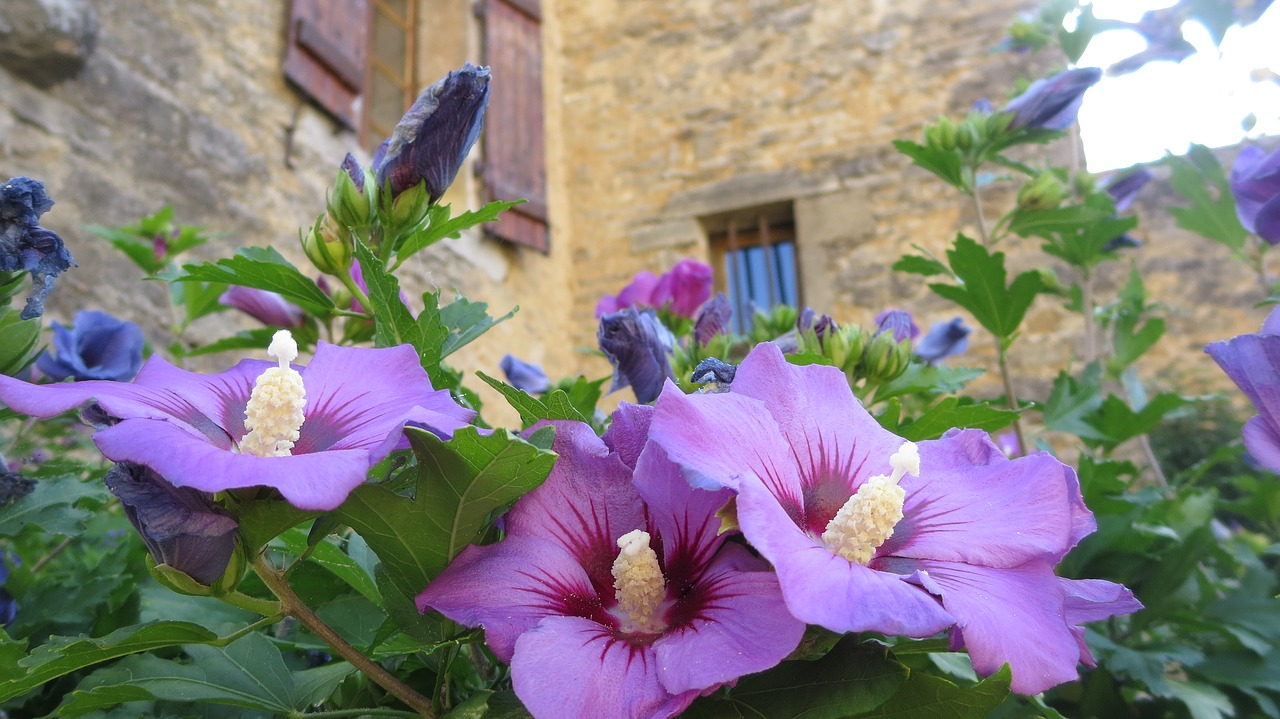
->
[301, 215, 354, 276]
[327, 154, 376, 231]
[1003, 67, 1101, 131]
[35, 310, 144, 382]
[827, 324, 866, 374]
[862, 331, 911, 384]
[1017, 172, 1070, 212]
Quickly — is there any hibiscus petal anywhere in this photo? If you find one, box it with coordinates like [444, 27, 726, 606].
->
[506, 420, 646, 595]
[736, 470, 954, 636]
[511, 615, 697, 719]
[92, 417, 375, 511]
[882, 430, 1083, 568]
[654, 542, 804, 695]
[1206, 332, 1280, 473]
[297, 342, 474, 456]
[417, 537, 603, 663]
[604, 403, 653, 470]
[633, 441, 735, 587]
[906, 558, 1084, 695]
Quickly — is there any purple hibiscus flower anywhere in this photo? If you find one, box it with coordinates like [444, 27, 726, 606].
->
[598, 307, 675, 404]
[418, 406, 804, 719]
[500, 354, 551, 394]
[36, 310, 145, 382]
[652, 258, 714, 318]
[916, 317, 972, 364]
[1206, 307, 1280, 472]
[1004, 67, 1102, 131]
[648, 343, 1140, 695]
[0, 331, 474, 510]
[1229, 145, 1280, 245]
[220, 286, 306, 329]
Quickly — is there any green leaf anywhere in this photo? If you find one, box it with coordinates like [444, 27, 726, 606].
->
[0, 622, 218, 702]
[1107, 266, 1165, 376]
[393, 199, 524, 268]
[892, 140, 967, 189]
[56, 632, 297, 716]
[1165, 678, 1235, 719]
[927, 235, 1045, 341]
[872, 364, 984, 403]
[293, 661, 358, 708]
[0, 475, 106, 537]
[1084, 392, 1186, 449]
[336, 426, 556, 597]
[172, 279, 228, 328]
[1041, 365, 1105, 439]
[163, 247, 335, 316]
[860, 664, 1011, 718]
[891, 254, 950, 278]
[0, 306, 42, 376]
[438, 293, 517, 359]
[1164, 144, 1249, 251]
[232, 498, 319, 555]
[478, 371, 590, 427]
[276, 529, 382, 608]
[683, 638, 907, 719]
[896, 397, 1019, 441]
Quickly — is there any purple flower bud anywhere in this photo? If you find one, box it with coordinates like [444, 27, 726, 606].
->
[653, 259, 714, 318]
[36, 310, 144, 382]
[500, 354, 551, 394]
[694, 292, 732, 345]
[340, 152, 365, 194]
[1, 177, 76, 320]
[374, 63, 491, 203]
[104, 462, 239, 586]
[916, 317, 972, 364]
[1003, 68, 1102, 131]
[1103, 168, 1153, 213]
[598, 308, 675, 404]
[1230, 145, 1280, 245]
[219, 286, 306, 329]
[873, 308, 919, 343]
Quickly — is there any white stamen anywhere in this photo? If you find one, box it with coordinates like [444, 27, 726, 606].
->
[611, 529, 666, 633]
[821, 442, 918, 565]
[241, 330, 307, 458]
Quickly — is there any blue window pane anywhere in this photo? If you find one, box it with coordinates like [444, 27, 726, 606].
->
[726, 240, 798, 333]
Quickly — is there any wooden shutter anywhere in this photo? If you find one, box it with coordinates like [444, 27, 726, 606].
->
[283, 0, 370, 129]
[481, 0, 549, 252]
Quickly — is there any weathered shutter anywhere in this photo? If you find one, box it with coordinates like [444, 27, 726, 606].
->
[481, 0, 549, 252]
[283, 0, 370, 129]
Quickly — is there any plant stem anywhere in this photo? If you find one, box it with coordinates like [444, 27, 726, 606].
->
[210, 613, 285, 646]
[335, 272, 374, 316]
[970, 186, 991, 247]
[996, 342, 1028, 457]
[1081, 269, 1097, 363]
[31, 537, 73, 572]
[219, 589, 284, 616]
[252, 556, 436, 718]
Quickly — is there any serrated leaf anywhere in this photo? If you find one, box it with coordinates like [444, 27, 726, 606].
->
[478, 371, 589, 427]
[892, 254, 949, 278]
[393, 199, 525, 269]
[0, 475, 105, 537]
[927, 235, 1044, 341]
[1164, 144, 1249, 251]
[177, 327, 280, 357]
[56, 632, 297, 716]
[893, 140, 967, 189]
[163, 247, 335, 316]
[0, 622, 218, 702]
[336, 426, 556, 598]
[1084, 392, 1186, 449]
[1042, 365, 1106, 439]
[683, 638, 907, 719]
[873, 364, 984, 403]
[172, 280, 228, 326]
[896, 397, 1019, 441]
[438, 294, 517, 359]
[276, 528, 382, 608]
[860, 664, 1011, 718]
[233, 498, 319, 554]
[354, 241, 430, 352]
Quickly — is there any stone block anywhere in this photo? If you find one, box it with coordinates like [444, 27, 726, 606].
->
[628, 217, 703, 252]
[0, 0, 97, 87]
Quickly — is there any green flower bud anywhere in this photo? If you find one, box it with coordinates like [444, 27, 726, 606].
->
[955, 122, 979, 151]
[380, 180, 431, 239]
[301, 215, 354, 277]
[326, 154, 376, 232]
[1017, 172, 1070, 212]
[827, 324, 866, 373]
[862, 332, 911, 384]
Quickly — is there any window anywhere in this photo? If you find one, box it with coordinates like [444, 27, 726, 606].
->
[704, 203, 801, 334]
[364, 0, 418, 147]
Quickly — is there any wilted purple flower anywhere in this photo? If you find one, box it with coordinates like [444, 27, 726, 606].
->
[0, 332, 474, 510]
[418, 407, 804, 719]
[652, 259, 713, 318]
[375, 63, 491, 203]
[916, 317, 972, 364]
[874, 308, 919, 343]
[220, 287, 306, 329]
[500, 354, 551, 394]
[105, 462, 239, 585]
[1004, 67, 1102, 131]
[1230, 145, 1280, 245]
[1, 177, 76, 320]
[1206, 307, 1280, 472]
[598, 308, 675, 404]
[0, 471, 36, 506]
[693, 292, 731, 345]
[649, 343, 1139, 694]
[0, 553, 16, 627]
[1104, 168, 1153, 213]
[36, 310, 144, 383]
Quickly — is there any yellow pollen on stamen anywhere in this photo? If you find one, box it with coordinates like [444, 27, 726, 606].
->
[611, 529, 666, 633]
[240, 330, 306, 458]
[822, 442, 920, 565]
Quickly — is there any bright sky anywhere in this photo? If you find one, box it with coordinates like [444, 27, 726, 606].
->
[1077, 0, 1280, 171]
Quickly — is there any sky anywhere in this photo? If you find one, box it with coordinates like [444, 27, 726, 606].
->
[1076, 0, 1280, 170]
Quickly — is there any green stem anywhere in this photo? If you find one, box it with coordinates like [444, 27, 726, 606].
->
[252, 556, 436, 718]
[219, 589, 285, 616]
[1081, 269, 1097, 364]
[996, 342, 1028, 457]
[210, 613, 285, 647]
[335, 272, 374, 315]
[970, 186, 992, 247]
